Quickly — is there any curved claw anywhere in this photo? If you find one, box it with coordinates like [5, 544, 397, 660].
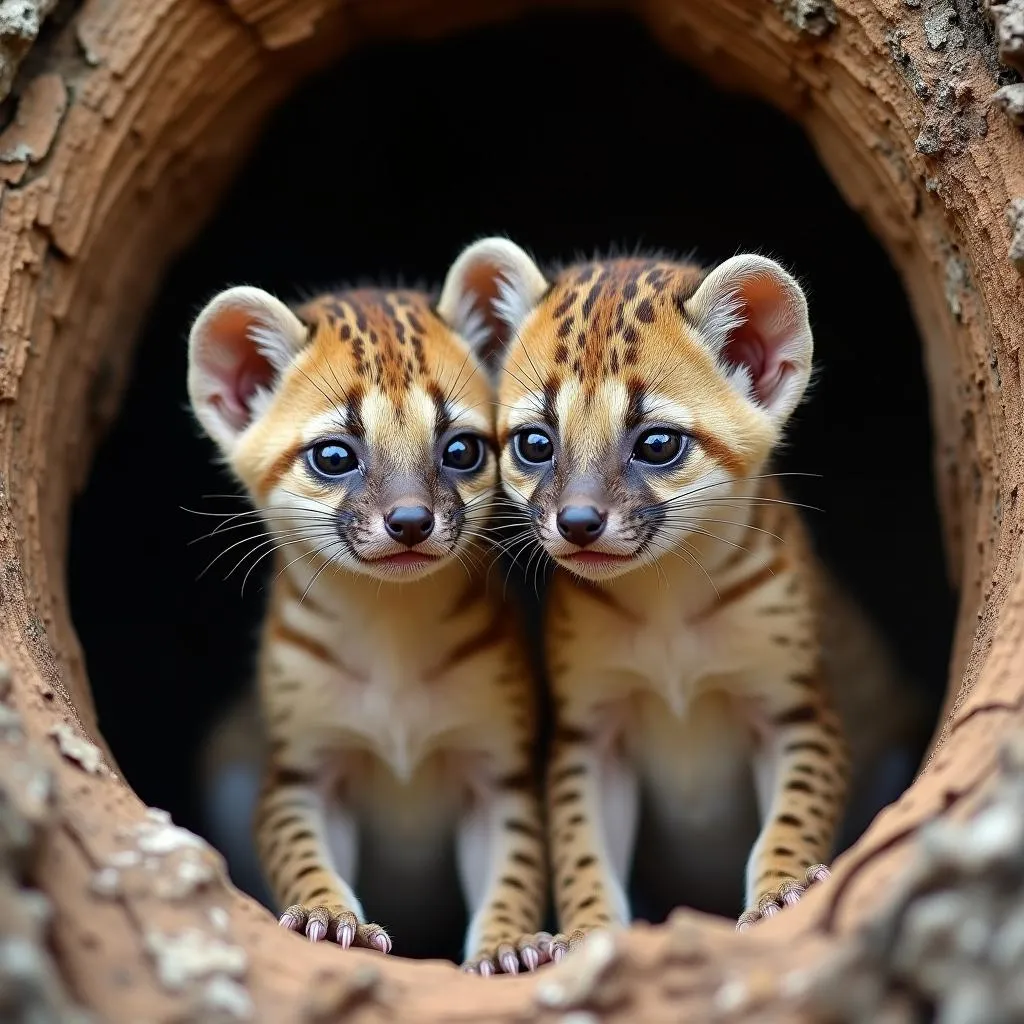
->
[306, 920, 327, 942]
[736, 909, 761, 932]
[336, 922, 355, 948]
[740, 864, 833, 929]
[371, 933, 391, 954]
[469, 932, 555, 975]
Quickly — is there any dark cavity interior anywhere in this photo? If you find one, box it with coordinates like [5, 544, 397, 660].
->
[68, 10, 955, 960]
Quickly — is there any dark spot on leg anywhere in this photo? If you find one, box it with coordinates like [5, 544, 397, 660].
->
[552, 789, 582, 807]
[551, 763, 587, 784]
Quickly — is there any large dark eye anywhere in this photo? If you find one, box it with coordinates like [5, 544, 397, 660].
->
[308, 442, 358, 478]
[442, 434, 485, 472]
[514, 429, 554, 465]
[633, 429, 685, 467]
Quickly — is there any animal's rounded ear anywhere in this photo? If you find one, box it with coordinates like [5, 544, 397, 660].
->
[187, 286, 307, 454]
[684, 255, 813, 425]
[436, 237, 549, 367]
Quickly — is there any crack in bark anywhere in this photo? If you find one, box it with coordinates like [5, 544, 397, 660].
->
[819, 767, 995, 935]
[949, 695, 1024, 733]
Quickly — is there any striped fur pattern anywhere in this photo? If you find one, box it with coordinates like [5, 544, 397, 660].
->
[187, 284, 548, 974]
[442, 238, 909, 956]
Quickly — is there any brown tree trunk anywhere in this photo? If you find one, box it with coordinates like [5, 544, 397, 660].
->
[1, 0, 1022, 1020]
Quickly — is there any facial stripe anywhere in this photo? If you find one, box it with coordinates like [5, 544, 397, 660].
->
[637, 395, 693, 432]
[302, 407, 351, 444]
[361, 388, 436, 472]
[687, 426, 745, 477]
[559, 377, 628, 472]
[448, 405, 491, 434]
[256, 443, 305, 499]
[505, 391, 548, 432]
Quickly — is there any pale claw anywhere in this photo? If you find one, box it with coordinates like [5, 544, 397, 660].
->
[479, 960, 495, 977]
[337, 922, 354, 948]
[306, 920, 327, 942]
[521, 946, 539, 971]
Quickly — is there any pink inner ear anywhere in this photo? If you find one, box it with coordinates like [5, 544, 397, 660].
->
[204, 314, 276, 431]
[720, 280, 793, 408]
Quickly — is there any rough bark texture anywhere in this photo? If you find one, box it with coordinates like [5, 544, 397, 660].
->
[0, 0, 1022, 1020]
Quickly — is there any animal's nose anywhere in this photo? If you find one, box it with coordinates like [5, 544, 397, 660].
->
[385, 505, 435, 547]
[556, 505, 607, 547]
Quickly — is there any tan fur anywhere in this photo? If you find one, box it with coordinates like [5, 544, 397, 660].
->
[443, 240, 917, 956]
[187, 285, 547, 974]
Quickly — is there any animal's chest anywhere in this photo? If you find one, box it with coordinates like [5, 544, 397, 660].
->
[594, 609, 747, 713]
[277, 604, 491, 780]
[325, 663, 478, 780]
[581, 605, 758, 814]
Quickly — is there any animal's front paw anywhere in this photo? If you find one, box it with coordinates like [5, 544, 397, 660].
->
[737, 863, 831, 932]
[546, 927, 591, 963]
[278, 903, 392, 952]
[461, 931, 555, 975]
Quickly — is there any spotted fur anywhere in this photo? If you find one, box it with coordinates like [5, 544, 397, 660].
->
[187, 283, 548, 974]
[441, 238, 919, 952]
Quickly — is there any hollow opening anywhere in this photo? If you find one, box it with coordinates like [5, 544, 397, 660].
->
[66, 9, 955, 962]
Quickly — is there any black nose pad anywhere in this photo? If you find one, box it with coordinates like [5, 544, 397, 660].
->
[556, 505, 607, 548]
[384, 505, 435, 548]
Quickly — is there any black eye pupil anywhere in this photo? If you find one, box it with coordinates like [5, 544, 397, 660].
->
[311, 443, 356, 477]
[442, 434, 483, 471]
[516, 430, 553, 464]
[635, 430, 683, 466]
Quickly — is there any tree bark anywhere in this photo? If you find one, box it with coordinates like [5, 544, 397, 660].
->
[0, 0, 1022, 1020]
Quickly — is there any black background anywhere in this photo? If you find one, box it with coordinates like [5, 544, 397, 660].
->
[67, 9, 954, 935]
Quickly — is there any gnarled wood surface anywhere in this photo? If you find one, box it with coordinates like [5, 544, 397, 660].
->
[0, 0, 1022, 1019]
